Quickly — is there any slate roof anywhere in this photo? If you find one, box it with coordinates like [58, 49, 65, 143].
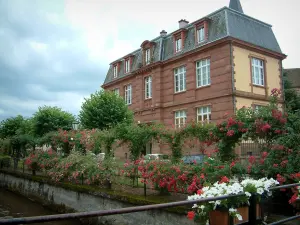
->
[103, 5, 283, 86]
[284, 69, 300, 88]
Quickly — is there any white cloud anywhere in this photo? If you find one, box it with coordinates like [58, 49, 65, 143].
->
[0, 0, 299, 121]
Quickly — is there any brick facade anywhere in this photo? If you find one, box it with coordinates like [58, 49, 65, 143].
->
[102, 2, 286, 160]
[104, 43, 235, 160]
[106, 43, 234, 127]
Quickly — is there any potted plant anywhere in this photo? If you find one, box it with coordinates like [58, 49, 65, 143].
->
[187, 177, 279, 225]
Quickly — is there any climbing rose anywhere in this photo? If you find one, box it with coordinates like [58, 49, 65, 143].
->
[219, 176, 230, 183]
[262, 152, 268, 158]
[227, 130, 235, 137]
[187, 211, 195, 220]
[261, 123, 271, 132]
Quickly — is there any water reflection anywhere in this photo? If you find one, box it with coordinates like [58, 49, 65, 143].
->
[0, 188, 81, 225]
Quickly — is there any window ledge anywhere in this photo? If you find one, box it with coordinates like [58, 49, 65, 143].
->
[145, 97, 152, 101]
[196, 84, 211, 90]
[253, 84, 265, 89]
[174, 90, 186, 95]
[195, 40, 208, 46]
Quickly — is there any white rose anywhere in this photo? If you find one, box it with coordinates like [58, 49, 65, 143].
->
[236, 214, 243, 221]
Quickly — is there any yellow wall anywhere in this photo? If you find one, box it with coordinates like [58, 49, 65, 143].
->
[233, 46, 281, 95]
[235, 97, 283, 111]
[235, 97, 268, 109]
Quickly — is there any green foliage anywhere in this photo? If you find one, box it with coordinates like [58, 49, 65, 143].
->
[0, 138, 12, 155]
[48, 151, 117, 186]
[0, 155, 11, 168]
[116, 123, 163, 160]
[0, 115, 25, 138]
[92, 129, 116, 157]
[79, 90, 133, 130]
[283, 72, 300, 112]
[32, 106, 75, 137]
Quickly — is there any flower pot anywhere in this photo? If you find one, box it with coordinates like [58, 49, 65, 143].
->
[209, 205, 261, 225]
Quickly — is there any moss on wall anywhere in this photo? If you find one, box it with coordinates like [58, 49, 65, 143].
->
[0, 170, 188, 215]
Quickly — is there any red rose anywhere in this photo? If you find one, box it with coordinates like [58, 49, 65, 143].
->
[187, 211, 195, 220]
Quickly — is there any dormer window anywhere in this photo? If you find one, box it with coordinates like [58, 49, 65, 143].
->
[197, 26, 205, 43]
[175, 38, 182, 52]
[125, 59, 130, 73]
[194, 18, 209, 45]
[113, 65, 118, 78]
[141, 40, 156, 66]
[145, 49, 151, 65]
[173, 29, 187, 55]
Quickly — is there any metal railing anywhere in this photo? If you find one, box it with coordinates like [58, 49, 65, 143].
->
[0, 183, 299, 225]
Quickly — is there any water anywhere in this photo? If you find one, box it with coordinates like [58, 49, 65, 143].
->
[0, 188, 81, 225]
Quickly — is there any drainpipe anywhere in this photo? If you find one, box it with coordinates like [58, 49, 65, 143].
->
[280, 60, 286, 111]
[230, 42, 236, 113]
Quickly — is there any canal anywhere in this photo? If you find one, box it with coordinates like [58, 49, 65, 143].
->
[0, 188, 81, 225]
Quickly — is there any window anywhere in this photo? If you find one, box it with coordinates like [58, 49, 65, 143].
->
[125, 59, 130, 73]
[175, 38, 182, 52]
[174, 66, 186, 93]
[196, 58, 211, 87]
[251, 58, 264, 86]
[145, 76, 152, 99]
[145, 49, 151, 65]
[197, 27, 205, 43]
[197, 106, 211, 123]
[254, 105, 265, 111]
[113, 65, 118, 78]
[124, 84, 132, 105]
[175, 110, 186, 128]
[113, 88, 119, 96]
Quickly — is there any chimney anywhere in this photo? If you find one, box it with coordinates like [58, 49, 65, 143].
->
[178, 19, 189, 29]
[160, 30, 167, 37]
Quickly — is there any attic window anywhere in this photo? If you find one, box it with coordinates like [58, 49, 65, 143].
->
[125, 59, 130, 73]
[197, 27, 205, 43]
[194, 19, 209, 44]
[145, 49, 151, 65]
[173, 29, 187, 55]
[175, 38, 182, 52]
[113, 65, 118, 78]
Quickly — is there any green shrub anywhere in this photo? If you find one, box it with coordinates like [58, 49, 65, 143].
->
[0, 155, 11, 168]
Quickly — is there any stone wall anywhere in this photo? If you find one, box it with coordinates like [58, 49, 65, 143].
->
[0, 172, 195, 225]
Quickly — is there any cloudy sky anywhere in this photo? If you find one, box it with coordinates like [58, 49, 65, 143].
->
[0, 0, 299, 121]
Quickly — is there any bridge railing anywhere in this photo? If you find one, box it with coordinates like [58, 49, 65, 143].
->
[0, 183, 299, 225]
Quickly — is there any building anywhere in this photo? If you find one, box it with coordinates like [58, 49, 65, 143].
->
[284, 68, 300, 94]
[102, 0, 286, 158]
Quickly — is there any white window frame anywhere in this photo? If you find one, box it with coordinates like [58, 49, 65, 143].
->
[145, 76, 152, 99]
[174, 66, 186, 93]
[175, 110, 186, 128]
[145, 49, 151, 65]
[251, 58, 265, 86]
[197, 106, 211, 123]
[113, 88, 119, 96]
[197, 27, 205, 43]
[125, 59, 130, 73]
[124, 84, 132, 105]
[196, 58, 211, 87]
[113, 65, 118, 78]
[175, 38, 182, 52]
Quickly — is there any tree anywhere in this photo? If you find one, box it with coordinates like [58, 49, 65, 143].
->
[0, 115, 25, 138]
[283, 72, 300, 112]
[32, 106, 75, 137]
[79, 90, 133, 129]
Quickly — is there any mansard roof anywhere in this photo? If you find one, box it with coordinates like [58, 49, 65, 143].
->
[103, 6, 283, 86]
